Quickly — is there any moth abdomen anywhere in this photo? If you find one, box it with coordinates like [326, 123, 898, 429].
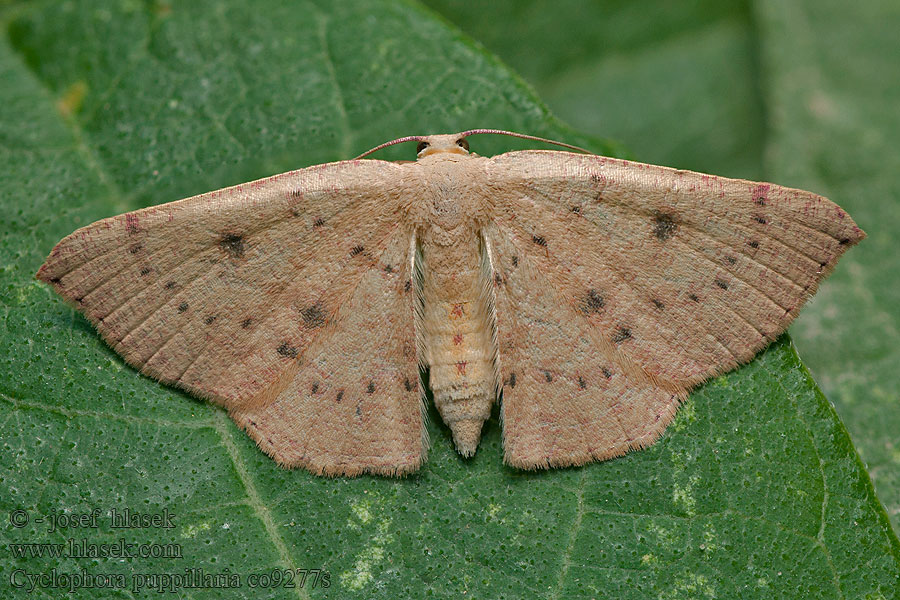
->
[420, 227, 499, 456]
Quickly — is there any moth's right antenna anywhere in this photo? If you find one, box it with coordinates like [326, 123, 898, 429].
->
[458, 129, 594, 155]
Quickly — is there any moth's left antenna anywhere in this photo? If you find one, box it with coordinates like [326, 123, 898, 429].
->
[354, 136, 425, 160]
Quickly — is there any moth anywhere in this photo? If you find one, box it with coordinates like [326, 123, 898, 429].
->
[37, 129, 864, 477]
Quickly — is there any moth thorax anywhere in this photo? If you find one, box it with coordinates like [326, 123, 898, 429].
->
[419, 228, 498, 456]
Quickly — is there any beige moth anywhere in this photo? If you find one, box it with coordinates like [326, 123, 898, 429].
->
[37, 129, 865, 477]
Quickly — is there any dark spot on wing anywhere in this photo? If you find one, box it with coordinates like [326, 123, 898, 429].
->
[578, 376, 587, 390]
[507, 373, 517, 388]
[204, 314, 217, 325]
[543, 370, 553, 382]
[300, 303, 326, 327]
[139, 267, 151, 276]
[129, 244, 143, 254]
[367, 381, 375, 394]
[511, 255, 519, 267]
[613, 326, 632, 344]
[494, 272, 503, 286]
[715, 279, 729, 290]
[311, 382, 319, 394]
[350, 244, 364, 257]
[601, 367, 612, 379]
[652, 299, 665, 310]
[313, 217, 325, 228]
[383, 264, 394, 273]
[356, 404, 361, 417]
[753, 184, 769, 206]
[653, 212, 678, 241]
[839, 238, 851, 245]
[220, 233, 245, 258]
[49, 277, 61, 284]
[404, 280, 412, 292]
[724, 256, 737, 265]
[753, 215, 767, 224]
[277, 342, 298, 358]
[164, 281, 177, 290]
[125, 213, 140, 234]
[241, 318, 252, 328]
[748, 240, 759, 249]
[532, 235, 547, 247]
[404, 377, 415, 392]
[177, 302, 189, 313]
[570, 205, 581, 214]
[689, 293, 700, 303]
[579, 289, 604, 314]
[336, 390, 344, 403]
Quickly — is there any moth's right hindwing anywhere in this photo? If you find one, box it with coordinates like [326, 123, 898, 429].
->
[486, 150, 863, 469]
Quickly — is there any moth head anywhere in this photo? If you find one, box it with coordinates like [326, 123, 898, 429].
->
[416, 134, 470, 158]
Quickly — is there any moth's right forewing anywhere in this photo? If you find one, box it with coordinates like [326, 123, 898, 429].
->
[487, 150, 864, 388]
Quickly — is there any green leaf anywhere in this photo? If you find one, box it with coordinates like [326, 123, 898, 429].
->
[1, 2, 897, 599]
[426, 0, 900, 538]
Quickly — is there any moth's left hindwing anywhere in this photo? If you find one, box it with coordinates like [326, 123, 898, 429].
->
[38, 160, 425, 476]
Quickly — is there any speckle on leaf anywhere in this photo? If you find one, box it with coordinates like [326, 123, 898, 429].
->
[653, 212, 678, 241]
[219, 233, 245, 258]
[277, 343, 298, 358]
[300, 303, 326, 327]
[613, 326, 632, 343]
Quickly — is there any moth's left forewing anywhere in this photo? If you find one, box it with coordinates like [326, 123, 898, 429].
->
[485, 149, 863, 468]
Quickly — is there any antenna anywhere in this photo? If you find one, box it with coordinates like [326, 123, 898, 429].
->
[353, 130, 593, 160]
